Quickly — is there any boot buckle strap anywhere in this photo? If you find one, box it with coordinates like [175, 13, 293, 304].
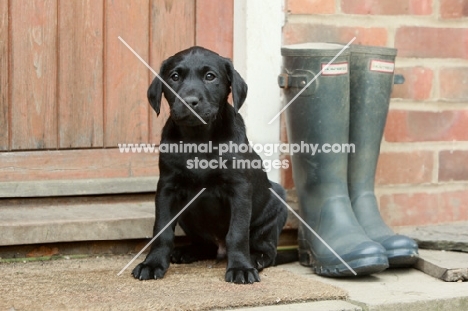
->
[278, 70, 316, 96]
[393, 74, 405, 85]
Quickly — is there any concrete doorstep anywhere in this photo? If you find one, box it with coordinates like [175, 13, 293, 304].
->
[0, 195, 298, 247]
[398, 223, 468, 281]
[228, 261, 468, 311]
[415, 249, 468, 282]
[0, 200, 156, 246]
[2, 254, 467, 311]
[1, 195, 468, 310]
[227, 246, 468, 311]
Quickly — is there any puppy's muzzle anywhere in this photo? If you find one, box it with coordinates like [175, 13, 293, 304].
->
[183, 96, 200, 107]
[171, 96, 206, 125]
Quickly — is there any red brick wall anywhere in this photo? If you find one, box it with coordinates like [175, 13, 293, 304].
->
[281, 0, 468, 227]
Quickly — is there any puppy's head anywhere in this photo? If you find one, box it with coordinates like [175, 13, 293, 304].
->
[147, 47, 247, 126]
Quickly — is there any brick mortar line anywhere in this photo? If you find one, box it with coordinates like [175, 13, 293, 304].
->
[375, 182, 468, 195]
[395, 58, 468, 67]
[287, 14, 468, 28]
[278, 142, 468, 160]
[434, 64, 441, 99]
[433, 148, 439, 184]
[380, 141, 468, 152]
[433, 0, 441, 19]
[389, 101, 468, 111]
[387, 22, 397, 47]
[334, 0, 341, 14]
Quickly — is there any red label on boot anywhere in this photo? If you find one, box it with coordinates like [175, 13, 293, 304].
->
[370, 60, 395, 73]
[321, 62, 349, 76]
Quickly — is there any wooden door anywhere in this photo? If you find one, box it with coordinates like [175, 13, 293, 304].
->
[0, 0, 233, 193]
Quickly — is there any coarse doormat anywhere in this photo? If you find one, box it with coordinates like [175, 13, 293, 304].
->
[1, 255, 347, 311]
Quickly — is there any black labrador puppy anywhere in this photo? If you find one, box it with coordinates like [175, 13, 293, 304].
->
[132, 46, 288, 284]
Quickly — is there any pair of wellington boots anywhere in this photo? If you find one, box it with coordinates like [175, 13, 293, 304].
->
[279, 43, 419, 277]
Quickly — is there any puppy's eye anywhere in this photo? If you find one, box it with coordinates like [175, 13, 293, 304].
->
[205, 72, 216, 81]
[170, 73, 180, 81]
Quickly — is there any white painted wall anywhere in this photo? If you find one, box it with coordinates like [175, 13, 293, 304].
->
[233, 0, 285, 182]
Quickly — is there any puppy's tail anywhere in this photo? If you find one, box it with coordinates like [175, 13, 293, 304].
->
[274, 246, 299, 265]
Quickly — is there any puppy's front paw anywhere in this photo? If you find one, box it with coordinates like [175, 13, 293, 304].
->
[132, 262, 167, 280]
[225, 267, 260, 284]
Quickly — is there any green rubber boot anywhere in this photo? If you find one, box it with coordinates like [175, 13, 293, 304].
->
[348, 44, 419, 267]
[279, 43, 389, 277]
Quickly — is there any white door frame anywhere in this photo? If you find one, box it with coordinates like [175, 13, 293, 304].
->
[233, 0, 285, 182]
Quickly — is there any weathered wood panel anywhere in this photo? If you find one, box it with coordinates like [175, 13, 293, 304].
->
[0, 149, 159, 182]
[105, 0, 149, 147]
[148, 0, 195, 143]
[0, 176, 158, 198]
[195, 0, 233, 59]
[0, 0, 235, 187]
[58, 0, 104, 148]
[0, 0, 8, 150]
[10, 0, 58, 150]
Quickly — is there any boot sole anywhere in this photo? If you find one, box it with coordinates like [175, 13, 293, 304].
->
[387, 249, 419, 268]
[300, 252, 389, 277]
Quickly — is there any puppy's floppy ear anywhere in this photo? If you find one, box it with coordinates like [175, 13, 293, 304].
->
[225, 58, 248, 113]
[147, 61, 168, 116]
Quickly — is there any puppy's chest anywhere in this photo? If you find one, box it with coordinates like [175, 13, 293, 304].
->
[179, 193, 230, 244]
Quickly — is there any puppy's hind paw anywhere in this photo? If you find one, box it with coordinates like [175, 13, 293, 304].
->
[250, 253, 266, 271]
[170, 246, 200, 264]
[225, 268, 260, 284]
[132, 262, 166, 280]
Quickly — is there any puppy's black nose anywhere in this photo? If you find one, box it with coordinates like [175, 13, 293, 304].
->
[183, 96, 199, 107]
